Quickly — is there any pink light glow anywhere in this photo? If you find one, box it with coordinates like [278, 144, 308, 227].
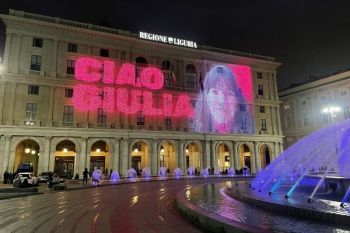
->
[228, 64, 253, 102]
[143, 91, 163, 116]
[72, 84, 102, 111]
[102, 61, 115, 84]
[162, 93, 173, 117]
[174, 94, 194, 117]
[76, 57, 102, 82]
[115, 63, 139, 87]
[139, 67, 164, 90]
[116, 88, 142, 114]
[102, 87, 115, 113]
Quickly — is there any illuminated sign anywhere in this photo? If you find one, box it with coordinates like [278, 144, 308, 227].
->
[73, 57, 194, 117]
[139, 32, 197, 48]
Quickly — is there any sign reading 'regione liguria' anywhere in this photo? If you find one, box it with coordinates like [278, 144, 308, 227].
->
[139, 32, 197, 48]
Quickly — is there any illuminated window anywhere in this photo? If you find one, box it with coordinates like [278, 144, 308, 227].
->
[66, 59, 76, 75]
[28, 85, 39, 95]
[261, 119, 267, 131]
[30, 55, 41, 71]
[164, 116, 172, 127]
[185, 64, 197, 89]
[257, 72, 263, 79]
[303, 113, 308, 126]
[65, 88, 73, 98]
[97, 108, 107, 125]
[258, 84, 264, 96]
[68, 43, 77, 53]
[100, 49, 109, 57]
[259, 106, 265, 113]
[344, 106, 350, 119]
[137, 111, 145, 125]
[25, 103, 37, 121]
[63, 106, 74, 123]
[32, 38, 43, 48]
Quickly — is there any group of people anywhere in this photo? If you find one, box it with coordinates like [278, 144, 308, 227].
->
[3, 171, 15, 184]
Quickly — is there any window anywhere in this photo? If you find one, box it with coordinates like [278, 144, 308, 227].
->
[257, 72, 263, 79]
[25, 103, 37, 121]
[258, 84, 264, 96]
[68, 43, 78, 53]
[32, 38, 43, 48]
[344, 106, 350, 119]
[137, 111, 145, 125]
[30, 55, 42, 71]
[164, 116, 172, 127]
[28, 85, 39, 95]
[100, 49, 109, 57]
[66, 60, 76, 75]
[303, 113, 308, 126]
[164, 72, 173, 87]
[65, 88, 73, 98]
[261, 119, 267, 131]
[63, 106, 74, 123]
[185, 64, 197, 89]
[239, 104, 246, 112]
[97, 108, 107, 125]
[259, 106, 265, 113]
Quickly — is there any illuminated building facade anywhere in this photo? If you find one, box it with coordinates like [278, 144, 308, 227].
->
[280, 70, 350, 148]
[0, 9, 282, 178]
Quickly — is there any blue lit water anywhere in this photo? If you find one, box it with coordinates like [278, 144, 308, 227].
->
[187, 182, 350, 233]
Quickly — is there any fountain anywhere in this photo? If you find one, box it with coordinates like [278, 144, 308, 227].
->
[127, 168, 137, 179]
[158, 167, 167, 177]
[200, 168, 209, 177]
[91, 168, 102, 185]
[223, 119, 350, 225]
[173, 168, 182, 178]
[227, 167, 236, 176]
[187, 167, 195, 176]
[141, 167, 152, 178]
[110, 170, 120, 181]
[213, 167, 220, 175]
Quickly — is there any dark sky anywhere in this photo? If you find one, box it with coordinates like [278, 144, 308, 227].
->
[1, 0, 350, 90]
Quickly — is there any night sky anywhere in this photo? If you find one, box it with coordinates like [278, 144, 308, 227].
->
[1, 0, 350, 90]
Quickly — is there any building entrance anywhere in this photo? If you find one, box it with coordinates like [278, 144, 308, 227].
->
[54, 156, 74, 178]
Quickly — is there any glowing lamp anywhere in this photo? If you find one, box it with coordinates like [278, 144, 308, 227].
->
[96, 148, 101, 152]
[31, 150, 36, 155]
[63, 148, 68, 152]
[25, 148, 31, 154]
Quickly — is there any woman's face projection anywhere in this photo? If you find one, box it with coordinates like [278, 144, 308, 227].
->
[206, 78, 236, 132]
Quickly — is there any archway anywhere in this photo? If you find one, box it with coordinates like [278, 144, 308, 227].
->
[14, 139, 40, 175]
[260, 144, 271, 169]
[216, 143, 230, 173]
[90, 141, 110, 174]
[55, 140, 76, 178]
[239, 144, 251, 170]
[130, 141, 150, 175]
[159, 141, 176, 174]
[185, 142, 201, 171]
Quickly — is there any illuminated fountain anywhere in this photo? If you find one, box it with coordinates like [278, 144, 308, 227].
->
[200, 168, 209, 177]
[158, 167, 167, 177]
[141, 167, 152, 178]
[250, 119, 350, 207]
[187, 167, 195, 176]
[91, 168, 102, 185]
[227, 167, 236, 176]
[110, 171, 120, 181]
[127, 168, 137, 179]
[173, 168, 182, 178]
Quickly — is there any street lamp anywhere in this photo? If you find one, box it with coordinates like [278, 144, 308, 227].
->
[322, 105, 341, 123]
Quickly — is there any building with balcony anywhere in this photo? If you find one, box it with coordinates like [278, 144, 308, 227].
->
[0, 9, 283, 178]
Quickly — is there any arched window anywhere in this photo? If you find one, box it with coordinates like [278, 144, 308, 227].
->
[185, 64, 197, 89]
[161, 60, 174, 87]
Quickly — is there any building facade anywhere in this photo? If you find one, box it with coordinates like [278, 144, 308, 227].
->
[0, 9, 283, 178]
[280, 71, 350, 148]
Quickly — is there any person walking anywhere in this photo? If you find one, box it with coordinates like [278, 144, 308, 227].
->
[83, 168, 90, 184]
[3, 171, 9, 184]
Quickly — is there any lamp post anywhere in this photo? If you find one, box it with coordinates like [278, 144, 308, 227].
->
[322, 105, 341, 123]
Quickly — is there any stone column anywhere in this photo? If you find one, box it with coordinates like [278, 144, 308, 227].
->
[203, 140, 211, 169]
[0, 82, 6, 124]
[49, 149, 56, 172]
[6, 83, 17, 125]
[233, 141, 239, 170]
[2, 136, 11, 173]
[210, 141, 216, 169]
[112, 138, 120, 171]
[2, 32, 12, 72]
[46, 87, 56, 127]
[51, 40, 58, 77]
[229, 141, 235, 169]
[41, 136, 52, 173]
[120, 138, 129, 177]
[151, 140, 158, 176]
[79, 137, 88, 176]
[0, 136, 5, 179]
[274, 142, 279, 160]
[8, 149, 16, 173]
[254, 142, 260, 173]
[279, 142, 284, 155]
[14, 34, 22, 74]
[178, 140, 184, 173]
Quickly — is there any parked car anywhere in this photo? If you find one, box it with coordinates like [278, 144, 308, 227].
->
[38, 171, 53, 183]
[13, 172, 39, 187]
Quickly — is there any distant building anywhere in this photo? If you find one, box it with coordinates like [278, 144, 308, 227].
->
[279, 70, 350, 148]
[0, 9, 282, 178]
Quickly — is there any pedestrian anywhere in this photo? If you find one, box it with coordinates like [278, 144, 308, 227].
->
[109, 169, 113, 179]
[8, 172, 13, 184]
[83, 168, 90, 184]
[3, 170, 9, 184]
